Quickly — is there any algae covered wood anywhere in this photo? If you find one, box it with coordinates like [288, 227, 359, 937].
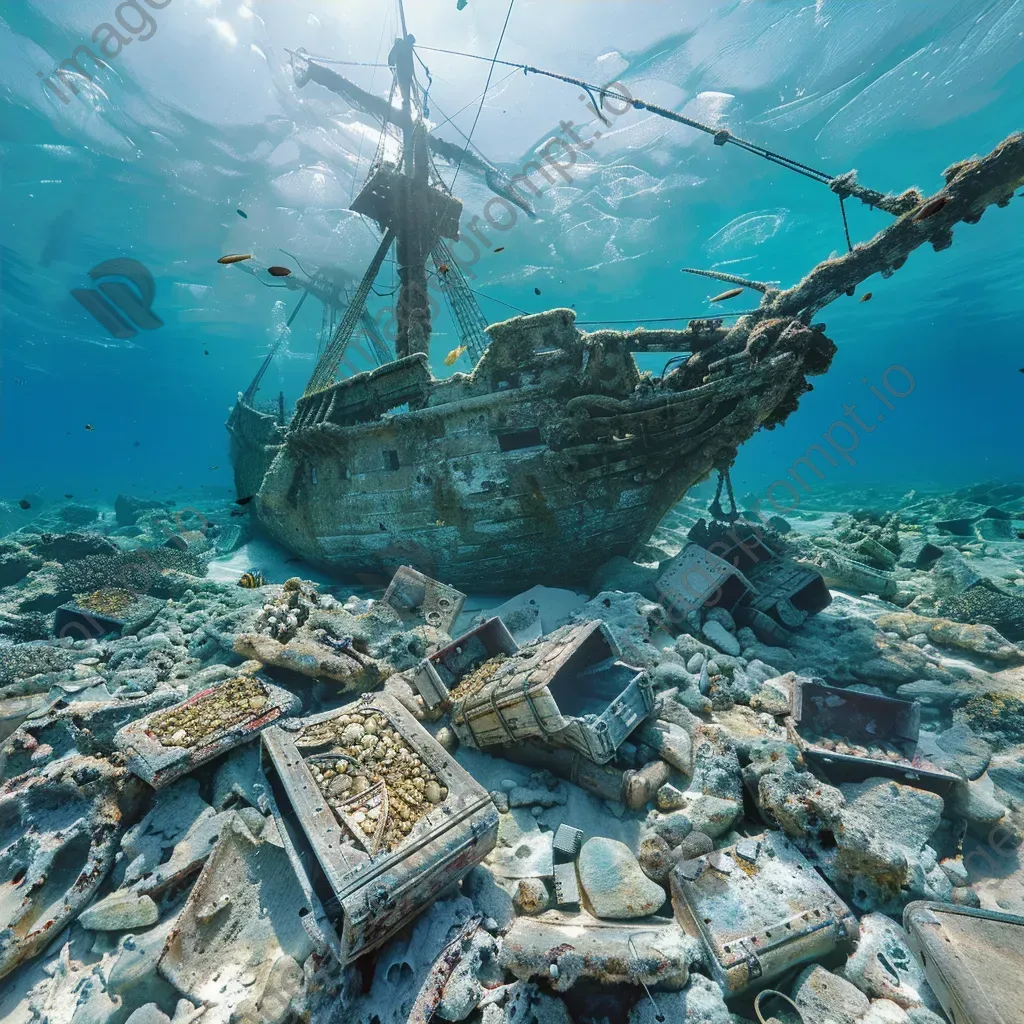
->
[903, 901, 1024, 1024]
[260, 690, 497, 964]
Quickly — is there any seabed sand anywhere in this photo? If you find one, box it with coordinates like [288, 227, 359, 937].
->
[0, 482, 1022, 1024]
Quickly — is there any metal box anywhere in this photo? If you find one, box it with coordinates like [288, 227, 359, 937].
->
[382, 565, 466, 634]
[745, 555, 832, 628]
[655, 544, 753, 617]
[260, 691, 498, 964]
[53, 588, 163, 641]
[115, 673, 300, 788]
[670, 831, 858, 997]
[553, 823, 584, 861]
[451, 620, 654, 764]
[904, 901, 1024, 1024]
[787, 680, 964, 799]
[553, 862, 580, 906]
[412, 617, 517, 711]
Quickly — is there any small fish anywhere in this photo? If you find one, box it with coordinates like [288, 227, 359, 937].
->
[230, 509, 247, 517]
[237, 209, 248, 219]
[18, 499, 31, 510]
[710, 287, 744, 303]
[217, 253, 252, 265]
[64, 493, 73, 499]
[133, 440, 141, 447]
[1019, 368, 1024, 374]
[445, 345, 468, 366]
[860, 292, 872, 303]
[238, 570, 265, 589]
[204, 349, 210, 356]
[493, 247, 505, 253]
[285, 557, 303, 564]
[14, 378, 26, 386]
[437, 263, 450, 274]
[84, 424, 94, 431]
[209, 465, 220, 470]
[267, 265, 292, 277]
[913, 196, 948, 222]
[534, 287, 541, 296]
[235, 495, 255, 505]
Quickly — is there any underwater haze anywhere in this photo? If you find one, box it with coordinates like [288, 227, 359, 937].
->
[1, 0, 1023, 503]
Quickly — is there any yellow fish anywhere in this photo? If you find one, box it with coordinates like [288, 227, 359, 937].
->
[445, 345, 468, 366]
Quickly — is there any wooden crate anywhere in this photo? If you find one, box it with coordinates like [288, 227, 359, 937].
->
[451, 620, 653, 764]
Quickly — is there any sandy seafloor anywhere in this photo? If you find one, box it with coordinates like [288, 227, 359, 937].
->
[0, 481, 1023, 1024]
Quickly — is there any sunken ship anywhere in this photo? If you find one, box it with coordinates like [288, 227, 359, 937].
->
[227, 25, 1024, 593]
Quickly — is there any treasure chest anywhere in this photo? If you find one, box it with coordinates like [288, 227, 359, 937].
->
[787, 680, 964, 799]
[382, 565, 466, 633]
[904, 901, 1024, 1024]
[260, 691, 498, 964]
[654, 544, 754, 617]
[450, 620, 654, 764]
[670, 831, 858, 997]
[115, 672, 300, 788]
[412, 617, 518, 711]
[53, 588, 163, 641]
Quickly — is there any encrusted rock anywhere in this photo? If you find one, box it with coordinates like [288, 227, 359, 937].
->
[79, 891, 160, 931]
[793, 965, 871, 1024]
[628, 974, 732, 1024]
[840, 913, 940, 1011]
[514, 878, 552, 915]
[676, 831, 714, 861]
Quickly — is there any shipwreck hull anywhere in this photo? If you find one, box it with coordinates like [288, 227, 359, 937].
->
[252, 309, 809, 592]
[227, 397, 285, 500]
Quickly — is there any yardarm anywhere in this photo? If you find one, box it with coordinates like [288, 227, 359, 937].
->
[38, 0, 171, 104]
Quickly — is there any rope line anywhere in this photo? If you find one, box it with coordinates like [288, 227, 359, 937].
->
[450, 0, 516, 191]
[839, 194, 853, 252]
[577, 311, 757, 325]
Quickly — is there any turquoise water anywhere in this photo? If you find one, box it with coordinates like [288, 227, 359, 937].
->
[2, 0, 1022, 504]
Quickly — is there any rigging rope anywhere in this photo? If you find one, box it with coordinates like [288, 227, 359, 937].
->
[306, 228, 396, 395]
[839, 194, 853, 252]
[449, 0, 516, 191]
[414, 43, 913, 217]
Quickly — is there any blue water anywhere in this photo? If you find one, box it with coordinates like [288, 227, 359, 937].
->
[2, 0, 1022, 506]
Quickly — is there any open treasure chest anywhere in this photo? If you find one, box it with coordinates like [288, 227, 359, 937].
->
[670, 830, 858, 997]
[423, 619, 653, 764]
[53, 588, 163, 641]
[260, 691, 498, 964]
[656, 520, 831, 630]
[786, 679, 964, 799]
[115, 671, 300, 788]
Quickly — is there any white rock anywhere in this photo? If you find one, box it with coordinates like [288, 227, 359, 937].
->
[701, 620, 740, 656]
[80, 891, 159, 931]
[578, 837, 666, 919]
